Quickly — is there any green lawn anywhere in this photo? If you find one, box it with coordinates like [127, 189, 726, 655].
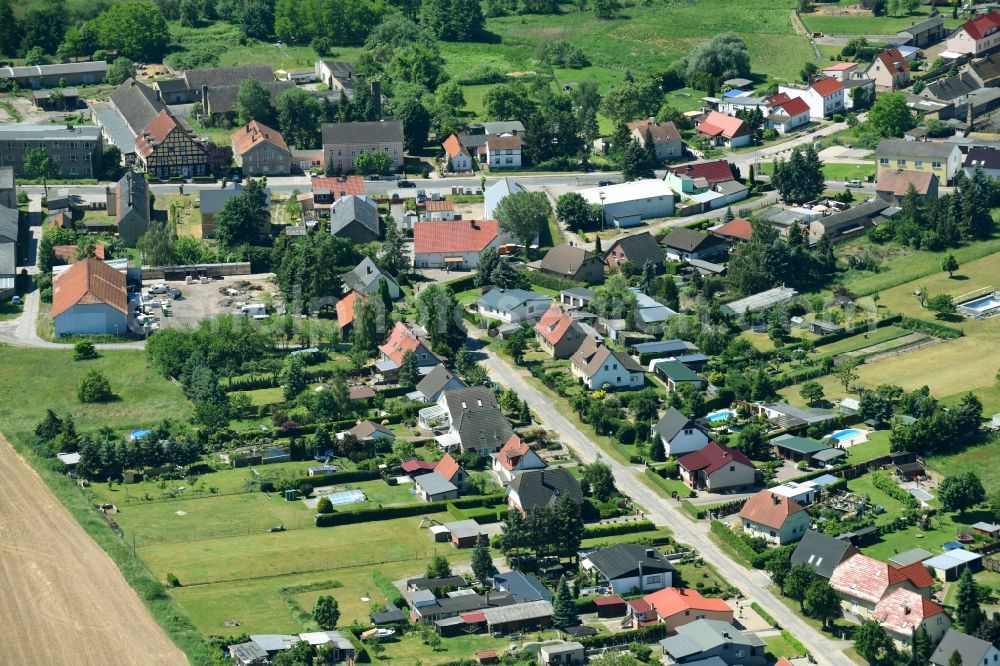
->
[0, 347, 190, 443]
[764, 632, 807, 660]
[847, 472, 908, 523]
[821, 163, 876, 181]
[814, 326, 908, 356]
[844, 431, 891, 464]
[930, 438, 1000, 496]
[861, 507, 998, 561]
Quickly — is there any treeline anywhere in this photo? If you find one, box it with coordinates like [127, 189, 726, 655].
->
[869, 168, 998, 251]
[146, 316, 272, 379]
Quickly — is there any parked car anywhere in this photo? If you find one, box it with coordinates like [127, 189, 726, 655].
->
[11, 295, 21, 305]
[167, 287, 182, 300]
[148, 284, 168, 295]
[846, 179, 863, 188]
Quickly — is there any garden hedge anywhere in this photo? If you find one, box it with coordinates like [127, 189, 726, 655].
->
[898, 315, 963, 339]
[582, 520, 656, 538]
[315, 494, 505, 527]
[578, 623, 667, 648]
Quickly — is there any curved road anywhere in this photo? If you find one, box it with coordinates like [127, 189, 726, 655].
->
[466, 331, 855, 666]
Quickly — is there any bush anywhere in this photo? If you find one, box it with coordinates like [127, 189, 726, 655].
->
[73, 340, 99, 360]
[898, 315, 963, 339]
[166, 573, 180, 587]
[579, 623, 666, 648]
[77, 369, 113, 403]
[316, 497, 334, 514]
[710, 520, 758, 565]
[870, 471, 919, 509]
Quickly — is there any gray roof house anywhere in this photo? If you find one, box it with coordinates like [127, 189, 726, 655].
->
[604, 232, 666, 271]
[930, 629, 1000, 666]
[108, 78, 168, 138]
[414, 471, 459, 502]
[477, 288, 552, 324]
[493, 571, 553, 603]
[654, 407, 710, 457]
[484, 177, 526, 220]
[537, 244, 605, 284]
[790, 530, 858, 579]
[321, 120, 404, 146]
[110, 169, 150, 248]
[580, 543, 676, 594]
[330, 195, 380, 243]
[0, 61, 108, 89]
[412, 364, 468, 403]
[342, 256, 400, 299]
[660, 228, 728, 262]
[660, 619, 767, 665]
[0, 206, 17, 276]
[875, 138, 963, 183]
[443, 386, 514, 455]
[507, 468, 583, 515]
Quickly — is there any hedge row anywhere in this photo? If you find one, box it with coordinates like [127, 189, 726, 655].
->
[710, 520, 758, 565]
[643, 467, 692, 498]
[582, 520, 656, 538]
[870, 471, 920, 509]
[899, 315, 963, 339]
[372, 569, 405, 608]
[289, 469, 381, 489]
[811, 314, 903, 347]
[681, 500, 705, 520]
[578, 622, 667, 648]
[517, 267, 584, 293]
[315, 494, 505, 527]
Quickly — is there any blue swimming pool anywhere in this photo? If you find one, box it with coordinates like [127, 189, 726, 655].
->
[830, 428, 863, 440]
[325, 489, 367, 505]
[959, 293, 1000, 318]
[706, 409, 736, 423]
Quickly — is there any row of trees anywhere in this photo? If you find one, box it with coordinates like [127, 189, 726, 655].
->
[496, 498, 584, 560]
[727, 218, 837, 296]
[870, 169, 998, 251]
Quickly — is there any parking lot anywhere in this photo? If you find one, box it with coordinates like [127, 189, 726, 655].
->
[140, 274, 278, 329]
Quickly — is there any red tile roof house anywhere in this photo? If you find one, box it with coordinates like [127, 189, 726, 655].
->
[876, 170, 939, 204]
[777, 77, 845, 119]
[737, 490, 811, 546]
[873, 588, 951, 645]
[52, 257, 129, 337]
[864, 47, 911, 92]
[442, 134, 473, 173]
[231, 120, 292, 176]
[712, 217, 753, 243]
[664, 160, 739, 196]
[412, 219, 500, 270]
[490, 434, 547, 485]
[628, 587, 733, 633]
[829, 553, 934, 616]
[946, 11, 1000, 57]
[533, 304, 593, 359]
[695, 111, 754, 149]
[335, 290, 364, 336]
[401, 458, 437, 476]
[763, 94, 811, 135]
[677, 442, 757, 493]
[377, 321, 442, 381]
[310, 175, 365, 217]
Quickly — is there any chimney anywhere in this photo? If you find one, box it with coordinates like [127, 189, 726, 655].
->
[201, 84, 209, 113]
[645, 548, 656, 558]
[155, 89, 162, 103]
[967, 100, 974, 128]
[370, 79, 382, 118]
[772, 494, 781, 504]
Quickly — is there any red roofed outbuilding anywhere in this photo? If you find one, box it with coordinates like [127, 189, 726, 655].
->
[52, 257, 129, 338]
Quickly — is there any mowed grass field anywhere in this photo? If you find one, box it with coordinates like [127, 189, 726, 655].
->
[0, 347, 190, 442]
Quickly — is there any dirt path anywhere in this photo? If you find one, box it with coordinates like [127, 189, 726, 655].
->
[0, 434, 187, 666]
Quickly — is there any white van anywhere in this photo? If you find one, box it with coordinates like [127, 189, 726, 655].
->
[240, 304, 267, 317]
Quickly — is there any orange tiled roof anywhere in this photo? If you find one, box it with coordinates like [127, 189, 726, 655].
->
[738, 490, 806, 530]
[811, 77, 844, 96]
[232, 120, 290, 156]
[435, 453, 463, 483]
[443, 134, 468, 158]
[495, 434, 529, 472]
[874, 588, 945, 636]
[336, 290, 363, 330]
[533, 304, 575, 346]
[830, 554, 933, 604]
[413, 219, 498, 255]
[643, 587, 733, 619]
[52, 256, 127, 318]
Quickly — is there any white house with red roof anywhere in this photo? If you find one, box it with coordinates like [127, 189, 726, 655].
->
[864, 47, 910, 92]
[627, 587, 733, 633]
[778, 77, 845, 119]
[829, 553, 935, 615]
[874, 588, 950, 645]
[737, 490, 811, 545]
[442, 134, 472, 173]
[677, 442, 757, 493]
[665, 160, 738, 196]
[946, 11, 1000, 57]
[491, 434, 547, 485]
[763, 94, 811, 135]
[412, 219, 500, 270]
[695, 111, 753, 148]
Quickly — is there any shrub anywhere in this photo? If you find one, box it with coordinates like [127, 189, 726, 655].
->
[77, 369, 113, 403]
[298, 482, 314, 498]
[681, 500, 705, 519]
[583, 520, 656, 538]
[870, 471, 919, 509]
[73, 340, 99, 360]
[166, 573, 180, 587]
[316, 497, 334, 514]
[898, 316, 963, 339]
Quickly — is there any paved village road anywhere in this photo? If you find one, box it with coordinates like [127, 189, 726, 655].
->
[467, 332, 855, 665]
